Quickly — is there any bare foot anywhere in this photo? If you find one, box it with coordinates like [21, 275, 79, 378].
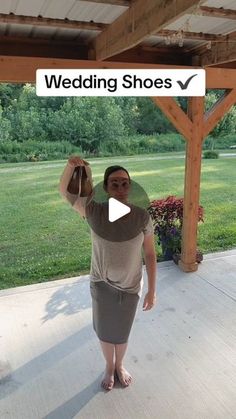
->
[101, 368, 115, 391]
[115, 366, 132, 387]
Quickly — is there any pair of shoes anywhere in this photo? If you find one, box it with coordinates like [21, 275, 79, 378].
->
[67, 163, 93, 196]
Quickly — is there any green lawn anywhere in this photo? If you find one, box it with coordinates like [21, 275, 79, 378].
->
[0, 154, 235, 290]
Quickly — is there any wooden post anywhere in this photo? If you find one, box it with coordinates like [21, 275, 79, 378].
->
[178, 97, 204, 272]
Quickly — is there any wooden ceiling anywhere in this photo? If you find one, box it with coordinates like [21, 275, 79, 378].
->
[0, 0, 235, 68]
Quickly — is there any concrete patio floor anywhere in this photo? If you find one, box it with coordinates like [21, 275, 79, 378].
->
[0, 249, 236, 419]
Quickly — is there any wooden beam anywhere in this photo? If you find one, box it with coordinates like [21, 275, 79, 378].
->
[94, 0, 204, 60]
[206, 68, 236, 89]
[204, 89, 236, 138]
[0, 13, 107, 31]
[0, 56, 189, 83]
[199, 6, 236, 20]
[0, 55, 235, 87]
[0, 56, 196, 84]
[151, 97, 193, 141]
[179, 97, 204, 272]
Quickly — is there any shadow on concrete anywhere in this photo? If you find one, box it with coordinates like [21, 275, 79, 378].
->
[0, 323, 93, 401]
[41, 279, 91, 323]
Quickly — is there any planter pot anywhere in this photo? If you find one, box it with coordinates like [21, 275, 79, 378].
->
[161, 245, 174, 261]
[173, 250, 203, 265]
[196, 250, 203, 263]
[173, 253, 181, 265]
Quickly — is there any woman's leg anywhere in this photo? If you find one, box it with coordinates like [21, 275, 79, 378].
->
[113, 293, 139, 387]
[115, 342, 132, 386]
[99, 340, 115, 390]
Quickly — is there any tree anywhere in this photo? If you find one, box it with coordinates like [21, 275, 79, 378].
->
[0, 84, 23, 109]
[114, 97, 139, 135]
[49, 97, 125, 153]
[0, 102, 11, 141]
[205, 90, 236, 149]
[136, 97, 175, 134]
[1, 83, 236, 154]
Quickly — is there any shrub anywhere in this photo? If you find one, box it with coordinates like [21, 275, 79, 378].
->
[0, 140, 82, 163]
[204, 134, 236, 150]
[203, 150, 219, 159]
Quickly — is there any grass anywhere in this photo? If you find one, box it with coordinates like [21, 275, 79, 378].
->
[0, 153, 235, 290]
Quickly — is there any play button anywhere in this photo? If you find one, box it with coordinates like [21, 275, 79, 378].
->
[85, 178, 151, 242]
[108, 198, 131, 222]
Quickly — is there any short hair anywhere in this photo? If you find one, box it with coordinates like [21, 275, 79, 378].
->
[103, 165, 130, 189]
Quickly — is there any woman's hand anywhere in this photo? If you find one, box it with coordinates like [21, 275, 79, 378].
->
[142, 291, 157, 311]
[68, 156, 89, 168]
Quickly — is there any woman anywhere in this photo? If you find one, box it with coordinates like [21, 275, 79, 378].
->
[60, 156, 157, 391]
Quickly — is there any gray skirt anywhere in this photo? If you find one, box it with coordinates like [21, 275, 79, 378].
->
[90, 280, 140, 344]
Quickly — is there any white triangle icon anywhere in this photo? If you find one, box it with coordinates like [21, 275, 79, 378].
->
[108, 198, 131, 222]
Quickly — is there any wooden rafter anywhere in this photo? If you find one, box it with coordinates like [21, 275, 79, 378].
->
[0, 13, 107, 31]
[199, 6, 236, 20]
[0, 36, 88, 60]
[108, 45, 191, 65]
[0, 35, 190, 64]
[2, 35, 236, 67]
[155, 29, 230, 43]
[198, 39, 236, 66]
[184, 35, 236, 57]
[94, 0, 205, 60]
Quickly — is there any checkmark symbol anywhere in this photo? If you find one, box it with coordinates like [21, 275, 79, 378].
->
[177, 74, 198, 90]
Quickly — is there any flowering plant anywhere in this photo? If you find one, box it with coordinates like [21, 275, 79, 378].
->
[148, 196, 204, 258]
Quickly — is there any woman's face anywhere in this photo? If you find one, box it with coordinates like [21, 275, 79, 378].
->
[106, 170, 130, 203]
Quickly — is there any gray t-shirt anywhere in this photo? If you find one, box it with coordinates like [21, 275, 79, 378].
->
[84, 199, 154, 296]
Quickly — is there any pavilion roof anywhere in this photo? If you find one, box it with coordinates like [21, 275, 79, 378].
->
[0, 0, 235, 68]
